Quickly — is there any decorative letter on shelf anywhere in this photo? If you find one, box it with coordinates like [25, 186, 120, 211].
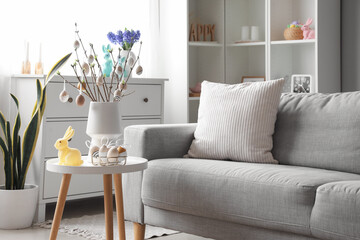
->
[189, 24, 216, 42]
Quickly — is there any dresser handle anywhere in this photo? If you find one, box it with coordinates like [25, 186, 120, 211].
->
[143, 98, 149, 103]
[68, 97, 73, 103]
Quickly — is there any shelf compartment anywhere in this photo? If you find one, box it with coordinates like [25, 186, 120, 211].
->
[270, 44, 316, 93]
[189, 42, 223, 47]
[270, 0, 316, 41]
[189, 0, 224, 43]
[226, 45, 266, 84]
[226, 0, 266, 44]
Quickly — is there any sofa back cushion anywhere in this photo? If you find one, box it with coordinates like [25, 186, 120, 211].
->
[272, 92, 360, 174]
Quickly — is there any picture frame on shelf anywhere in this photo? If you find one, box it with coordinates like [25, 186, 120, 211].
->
[291, 74, 312, 93]
[241, 76, 266, 83]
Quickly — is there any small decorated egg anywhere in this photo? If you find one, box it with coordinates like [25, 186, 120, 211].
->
[136, 65, 143, 75]
[107, 147, 119, 162]
[88, 55, 94, 64]
[96, 76, 104, 86]
[117, 146, 127, 157]
[128, 57, 135, 67]
[76, 94, 85, 106]
[82, 62, 90, 75]
[77, 81, 87, 91]
[59, 90, 69, 103]
[290, 24, 295, 28]
[116, 65, 123, 75]
[89, 145, 99, 156]
[99, 144, 109, 158]
[120, 82, 127, 90]
[74, 40, 80, 49]
[113, 89, 122, 101]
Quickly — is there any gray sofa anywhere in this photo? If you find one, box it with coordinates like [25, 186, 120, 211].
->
[123, 92, 360, 240]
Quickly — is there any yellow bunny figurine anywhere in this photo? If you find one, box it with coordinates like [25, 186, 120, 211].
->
[54, 126, 83, 166]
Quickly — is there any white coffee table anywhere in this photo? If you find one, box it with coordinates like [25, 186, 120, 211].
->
[46, 156, 148, 240]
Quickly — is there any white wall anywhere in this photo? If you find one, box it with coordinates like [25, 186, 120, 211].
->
[0, 0, 151, 185]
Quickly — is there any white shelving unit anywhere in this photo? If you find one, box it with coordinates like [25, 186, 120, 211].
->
[157, 0, 340, 123]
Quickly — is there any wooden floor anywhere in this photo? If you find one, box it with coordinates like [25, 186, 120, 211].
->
[0, 197, 209, 240]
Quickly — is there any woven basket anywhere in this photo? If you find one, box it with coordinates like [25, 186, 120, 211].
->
[284, 28, 303, 40]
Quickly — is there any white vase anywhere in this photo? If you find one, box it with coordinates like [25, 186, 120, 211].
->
[86, 102, 122, 159]
[0, 184, 38, 229]
[119, 50, 136, 79]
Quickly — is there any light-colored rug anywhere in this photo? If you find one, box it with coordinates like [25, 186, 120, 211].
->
[36, 212, 178, 240]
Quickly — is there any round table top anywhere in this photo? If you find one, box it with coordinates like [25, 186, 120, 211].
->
[46, 156, 148, 175]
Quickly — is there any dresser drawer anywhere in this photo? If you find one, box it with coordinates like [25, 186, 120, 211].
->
[43, 162, 103, 199]
[44, 120, 89, 158]
[121, 118, 161, 131]
[46, 82, 90, 118]
[121, 84, 162, 116]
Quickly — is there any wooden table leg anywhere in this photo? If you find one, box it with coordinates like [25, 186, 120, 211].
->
[114, 174, 126, 240]
[134, 222, 146, 240]
[49, 174, 72, 240]
[103, 174, 114, 240]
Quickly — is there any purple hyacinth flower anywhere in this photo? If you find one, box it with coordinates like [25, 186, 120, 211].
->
[107, 32, 117, 44]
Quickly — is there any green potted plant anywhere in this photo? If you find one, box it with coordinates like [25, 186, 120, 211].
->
[0, 53, 71, 229]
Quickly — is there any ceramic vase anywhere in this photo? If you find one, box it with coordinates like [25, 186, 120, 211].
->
[86, 102, 122, 160]
[0, 184, 39, 229]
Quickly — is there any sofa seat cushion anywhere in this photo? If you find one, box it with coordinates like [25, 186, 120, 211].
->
[310, 181, 360, 240]
[142, 158, 360, 236]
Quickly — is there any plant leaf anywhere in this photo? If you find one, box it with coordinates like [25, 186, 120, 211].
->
[5, 122, 13, 189]
[19, 110, 40, 189]
[31, 79, 43, 117]
[16, 135, 21, 189]
[0, 137, 11, 189]
[0, 112, 6, 137]
[10, 94, 20, 189]
[45, 52, 72, 85]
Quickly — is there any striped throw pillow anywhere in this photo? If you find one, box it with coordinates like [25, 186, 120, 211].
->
[186, 79, 285, 163]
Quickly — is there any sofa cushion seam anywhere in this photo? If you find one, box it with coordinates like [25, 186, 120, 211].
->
[148, 165, 318, 189]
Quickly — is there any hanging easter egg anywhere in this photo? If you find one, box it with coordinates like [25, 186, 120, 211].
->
[113, 89, 122, 101]
[76, 94, 85, 106]
[59, 90, 69, 103]
[77, 81, 87, 91]
[107, 147, 119, 162]
[82, 62, 90, 75]
[128, 57, 135, 67]
[115, 65, 123, 75]
[88, 54, 94, 64]
[120, 82, 127, 90]
[136, 65, 143, 75]
[96, 75, 104, 86]
[74, 40, 80, 49]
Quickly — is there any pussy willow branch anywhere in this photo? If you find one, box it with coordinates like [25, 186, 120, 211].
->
[75, 23, 88, 58]
[71, 64, 96, 101]
[113, 46, 133, 94]
[58, 73, 92, 99]
[90, 43, 109, 100]
[119, 42, 143, 96]
[89, 66, 105, 102]
[74, 48, 96, 101]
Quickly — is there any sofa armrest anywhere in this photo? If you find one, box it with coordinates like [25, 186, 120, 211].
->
[124, 124, 197, 160]
[123, 123, 196, 223]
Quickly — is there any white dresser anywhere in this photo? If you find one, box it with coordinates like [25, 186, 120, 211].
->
[10, 75, 167, 222]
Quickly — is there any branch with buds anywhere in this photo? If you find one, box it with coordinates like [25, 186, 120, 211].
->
[57, 23, 144, 106]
